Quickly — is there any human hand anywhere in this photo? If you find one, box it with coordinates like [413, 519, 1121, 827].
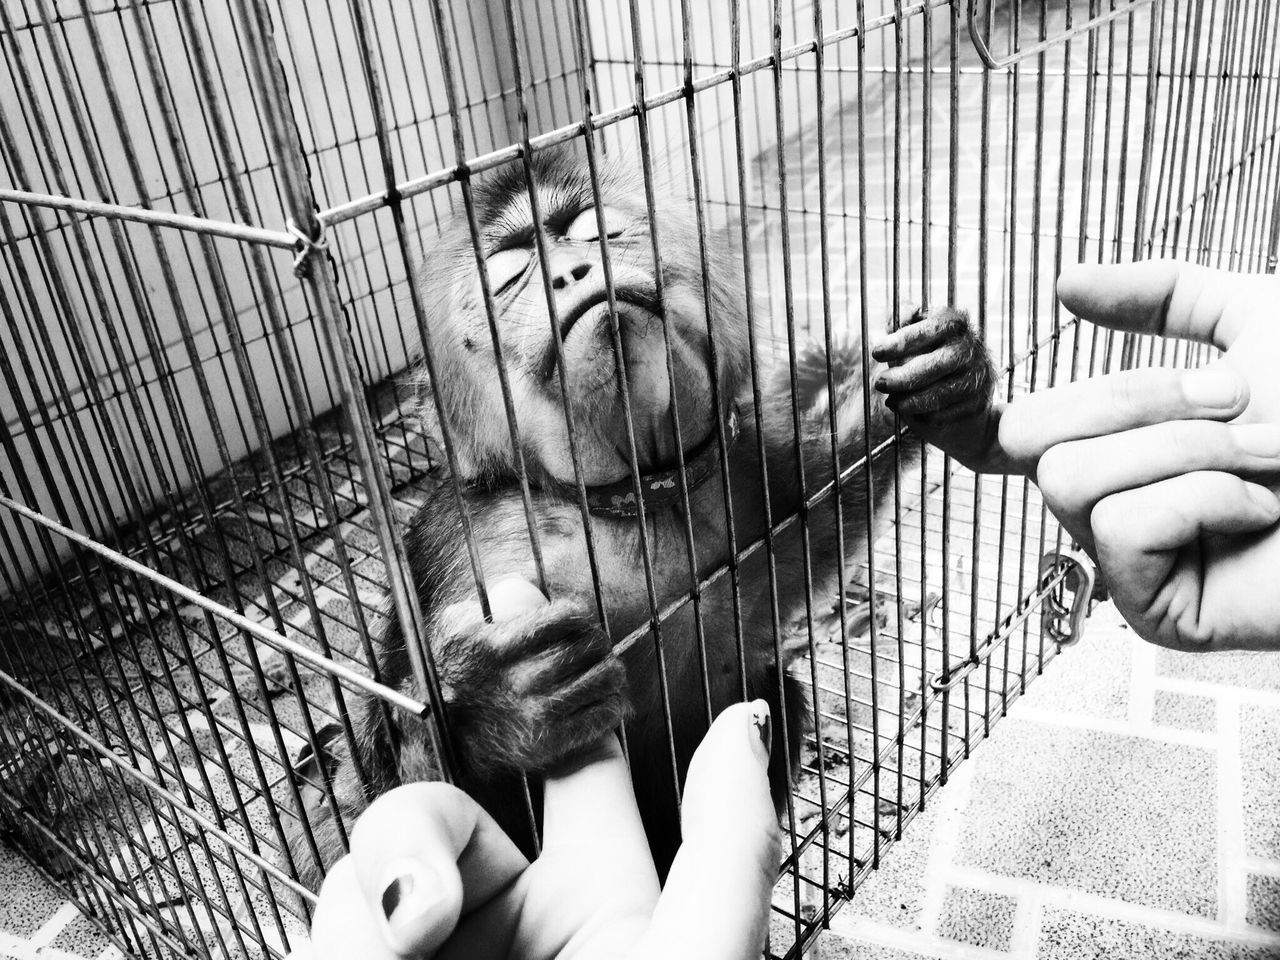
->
[290, 576, 779, 960]
[997, 259, 1280, 651]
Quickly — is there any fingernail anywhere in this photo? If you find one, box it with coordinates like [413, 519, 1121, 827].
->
[1183, 367, 1245, 408]
[1235, 424, 1280, 458]
[749, 699, 772, 767]
[381, 861, 442, 942]
[1246, 484, 1280, 519]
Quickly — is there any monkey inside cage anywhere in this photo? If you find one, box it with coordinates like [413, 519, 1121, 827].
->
[1, 0, 1277, 956]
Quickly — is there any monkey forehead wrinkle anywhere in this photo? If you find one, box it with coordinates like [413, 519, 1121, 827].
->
[486, 182, 599, 244]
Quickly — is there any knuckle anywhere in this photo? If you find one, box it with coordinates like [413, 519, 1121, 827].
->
[1088, 492, 1135, 545]
[1035, 442, 1088, 514]
[1109, 370, 1147, 414]
[1164, 420, 1211, 464]
[1114, 368, 1179, 417]
[947, 308, 970, 332]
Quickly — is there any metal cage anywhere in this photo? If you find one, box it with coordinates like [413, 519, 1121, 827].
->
[1, 0, 1276, 957]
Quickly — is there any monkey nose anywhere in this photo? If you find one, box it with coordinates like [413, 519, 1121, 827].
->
[551, 261, 592, 290]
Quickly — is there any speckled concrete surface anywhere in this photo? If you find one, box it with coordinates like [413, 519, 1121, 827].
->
[822, 602, 1280, 959]
[937, 886, 1016, 951]
[0, 843, 116, 960]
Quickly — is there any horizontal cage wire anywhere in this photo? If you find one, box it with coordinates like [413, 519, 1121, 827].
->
[1, 0, 1278, 958]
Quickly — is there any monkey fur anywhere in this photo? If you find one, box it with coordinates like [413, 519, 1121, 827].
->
[285, 147, 997, 888]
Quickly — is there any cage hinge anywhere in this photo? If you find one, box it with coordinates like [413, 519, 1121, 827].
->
[1038, 549, 1096, 648]
[928, 549, 1096, 693]
[286, 216, 329, 279]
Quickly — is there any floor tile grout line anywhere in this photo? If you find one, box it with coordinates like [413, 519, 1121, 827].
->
[1127, 632, 1157, 727]
[916, 763, 976, 937]
[1217, 693, 1247, 927]
[28, 902, 82, 950]
[1154, 675, 1280, 709]
[828, 914, 1014, 960]
[1008, 891, 1042, 959]
[943, 863, 1280, 948]
[1009, 704, 1217, 750]
[1244, 856, 1280, 878]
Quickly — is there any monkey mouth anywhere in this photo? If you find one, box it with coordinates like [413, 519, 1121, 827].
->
[538, 285, 663, 382]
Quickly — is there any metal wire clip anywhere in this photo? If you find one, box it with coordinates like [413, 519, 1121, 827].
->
[1038, 549, 1096, 648]
[966, 0, 1156, 71]
[286, 216, 329, 279]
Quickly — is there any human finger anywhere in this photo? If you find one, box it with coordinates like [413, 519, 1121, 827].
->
[1036, 421, 1280, 552]
[310, 856, 399, 960]
[349, 782, 529, 958]
[631, 701, 779, 960]
[541, 733, 657, 875]
[1056, 259, 1273, 349]
[997, 361, 1249, 474]
[1091, 472, 1280, 639]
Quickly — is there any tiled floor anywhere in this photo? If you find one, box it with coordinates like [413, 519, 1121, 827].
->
[816, 602, 1280, 959]
[0, 848, 117, 960]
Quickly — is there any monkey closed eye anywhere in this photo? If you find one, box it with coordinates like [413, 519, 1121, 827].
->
[564, 206, 628, 242]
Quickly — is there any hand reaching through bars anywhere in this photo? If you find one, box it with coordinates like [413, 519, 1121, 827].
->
[291, 583, 780, 960]
[994, 259, 1280, 651]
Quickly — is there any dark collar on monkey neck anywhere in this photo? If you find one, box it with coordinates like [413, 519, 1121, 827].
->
[584, 404, 740, 519]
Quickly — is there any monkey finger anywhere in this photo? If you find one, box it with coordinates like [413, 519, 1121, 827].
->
[535, 657, 628, 727]
[873, 338, 975, 394]
[872, 308, 970, 363]
[514, 638, 623, 703]
[496, 606, 606, 661]
[886, 365, 987, 419]
[630, 702, 778, 960]
[996, 361, 1250, 476]
[1036, 421, 1280, 554]
[348, 782, 529, 958]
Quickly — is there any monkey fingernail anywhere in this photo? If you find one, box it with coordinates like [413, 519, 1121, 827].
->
[749, 699, 772, 767]
[380, 861, 444, 947]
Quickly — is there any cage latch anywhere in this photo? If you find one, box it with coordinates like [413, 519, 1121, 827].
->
[929, 549, 1096, 692]
[1038, 549, 1095, 648]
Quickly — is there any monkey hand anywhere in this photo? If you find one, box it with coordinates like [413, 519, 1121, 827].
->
[436, 590, 629, 777]
[871, 306, 1001, 471]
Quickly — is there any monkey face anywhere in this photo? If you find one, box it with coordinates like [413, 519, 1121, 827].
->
[419, 149, 749, 487]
